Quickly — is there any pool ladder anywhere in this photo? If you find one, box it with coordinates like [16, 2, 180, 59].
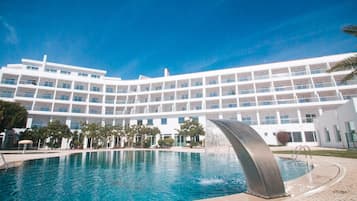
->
[293, 145, 313, 170]
[0, 153, 8, 170]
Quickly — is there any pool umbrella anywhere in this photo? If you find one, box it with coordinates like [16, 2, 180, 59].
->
[18, 140, 33, 153]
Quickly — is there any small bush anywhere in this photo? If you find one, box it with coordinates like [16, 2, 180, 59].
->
[277, 131, 290, 145]
[158, 138, 174, 148]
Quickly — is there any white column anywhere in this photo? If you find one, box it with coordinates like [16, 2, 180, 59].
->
[297, 109, 302, 124]
[65, 119, 71, 128]
[26, 118, 33, 128]
[276, 111, 281, 125]
[237, 113, 242, 121]
[110, 136, 115, 148]
[256, 111, 260, 125]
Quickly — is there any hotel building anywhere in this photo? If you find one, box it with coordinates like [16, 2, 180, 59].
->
[0, 53, 356, 147]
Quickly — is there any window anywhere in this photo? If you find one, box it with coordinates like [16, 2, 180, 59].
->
[75, 85, 84, 90]
[137, 120, 143, 125]
[242, 117, 252, 125]
[106, 87, 114, 93]
[90, 97, 100, 103]
[39, 107, 50, 111]
[305, 114, 316, 123]
[91, 86, 100, 92]
[292, 132, 302, 142]
[58, 108, 68, 112]
[39, 93, 52, 99]
[44, 81, 53, 87]
[59, 95, 69, 100]
[264, 116, 276, 124]
[191, 117, 199, 122]
[180, 83, 188, 88]
[304, 131, 316, 142]
[2, 78, 16, 85]
[178, 117, 185, 124]
[333, 125, 342, 142]
[27, 65, 39, 70]
[70, 121, 80, 129]
[45, 68, 57, 73]
[91, 74, 100, 79]
[161, 118, 167, 125]
[280, 115, 289, 124]
[78, 72, 88, 77]
[147, 119, 153, 125]
[72, 108, 82, 113]
[60, 70, 71, 75]
[325, 127, 331, 142]
[73, 96, 84, 102]
[60, 83, 71, 89]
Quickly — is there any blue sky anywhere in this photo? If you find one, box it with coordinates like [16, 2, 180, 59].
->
[0, 0, 356, 79]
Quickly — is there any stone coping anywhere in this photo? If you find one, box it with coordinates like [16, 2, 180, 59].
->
[1, 148, 356, 200]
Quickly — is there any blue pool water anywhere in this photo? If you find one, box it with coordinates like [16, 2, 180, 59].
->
[0, 151, 309, 201]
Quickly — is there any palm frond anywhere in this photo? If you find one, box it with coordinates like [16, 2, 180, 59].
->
[343, 25, 357, 37]
[341, 69, 357, 83]
[326, 55, 357, 73]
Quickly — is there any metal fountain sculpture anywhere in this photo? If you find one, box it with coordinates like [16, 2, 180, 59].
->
[208, 119, 287, 199]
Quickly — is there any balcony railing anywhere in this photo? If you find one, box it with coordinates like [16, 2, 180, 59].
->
[291, 71, 306, 76]
[240, 102, 256, 107]
[239, 89, 255, 94]
[314, 82, 334, 88]
[274, 86, 293, 92]
[280, 118, 299, 124]
[319, 96, 341, 102]
[271, 72, 289, 78]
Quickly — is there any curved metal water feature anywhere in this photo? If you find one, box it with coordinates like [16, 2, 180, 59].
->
[208, 119, 287, 199]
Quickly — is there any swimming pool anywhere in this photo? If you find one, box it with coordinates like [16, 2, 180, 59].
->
[0, 151, 309, 201]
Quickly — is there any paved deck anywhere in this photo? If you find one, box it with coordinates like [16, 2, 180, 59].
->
[0, 147, 356, 201]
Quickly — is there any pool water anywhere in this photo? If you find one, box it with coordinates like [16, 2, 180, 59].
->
[0, 151, 309, 201]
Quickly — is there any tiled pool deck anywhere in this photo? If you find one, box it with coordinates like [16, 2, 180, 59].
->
[1, 147, 356, 201]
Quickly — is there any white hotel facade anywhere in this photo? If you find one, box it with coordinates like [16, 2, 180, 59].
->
[0, 53, 356, 147]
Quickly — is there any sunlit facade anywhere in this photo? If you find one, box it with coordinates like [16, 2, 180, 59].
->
[0, 53, 356, 147]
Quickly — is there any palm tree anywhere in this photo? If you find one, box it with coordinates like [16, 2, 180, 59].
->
[327, 25, 357, 82]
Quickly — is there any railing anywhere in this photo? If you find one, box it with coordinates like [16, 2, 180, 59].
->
[0, 153, 8, 170]
[293, 145, 313, 171]
[291, 71, 306, 76]
[271, 72, 289, 78]
[314, 82, 334, 88]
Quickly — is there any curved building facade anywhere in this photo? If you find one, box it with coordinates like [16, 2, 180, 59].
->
[0, 53, 356, 147]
